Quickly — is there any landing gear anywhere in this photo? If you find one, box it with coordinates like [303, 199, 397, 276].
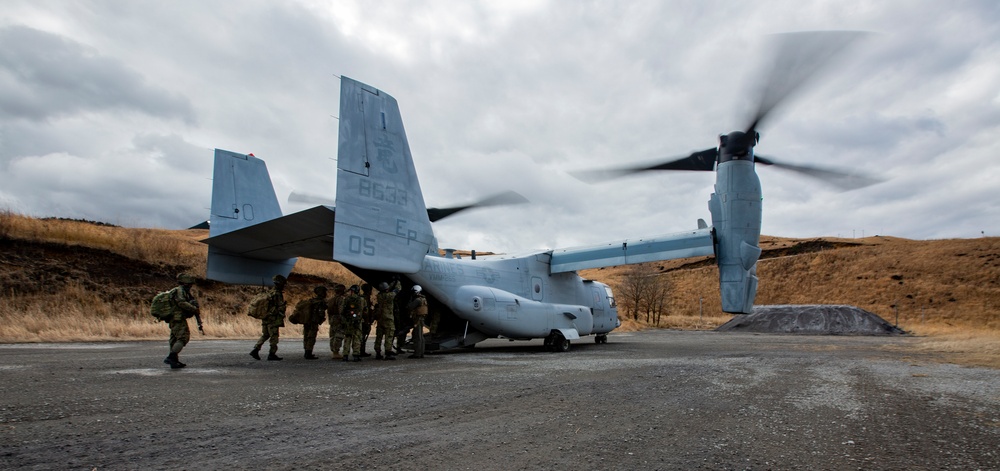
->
[595, 334, 608, 344]
[545, 332, 570, 352]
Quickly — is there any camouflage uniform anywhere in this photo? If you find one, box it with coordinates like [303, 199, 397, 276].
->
[164, 273, 202, 369]
[407, 288, 428, 358]
[374, 282, 397, 360]
[327, 284, 347, 359]
[392, 280, 411, 353]
[251, 275, 287, 361]
[359, 283, 374, 357]
[340, 286, 367, 361]
[302, 286, 327, 360]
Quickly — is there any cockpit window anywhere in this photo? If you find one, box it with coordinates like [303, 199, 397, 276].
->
[604, 286, 617, 308]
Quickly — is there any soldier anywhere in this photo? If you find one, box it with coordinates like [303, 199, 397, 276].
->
[358, 283, 374, 357]
[373, 281, 397, 360]
[340, 284, 367, 362]
[406, 285, 428, 359]
[302, 285, 328, 360]
[164, 273, 203, 369]
[249, 274, 288, 361]
[327, 284, 347, 360]
[392, 278, 410, 354]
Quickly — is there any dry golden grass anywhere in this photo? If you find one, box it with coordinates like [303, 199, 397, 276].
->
[0, 282, 345, 343]
[900, 324, 1000, 369]
[0, 211, 360, 343]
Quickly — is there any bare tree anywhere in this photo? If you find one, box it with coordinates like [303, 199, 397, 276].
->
[617, 264, 658, 321]
[616, 264, 672, 325]
[649, 275, 671, 325]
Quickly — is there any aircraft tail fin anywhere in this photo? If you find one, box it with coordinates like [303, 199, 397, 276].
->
[206, 149, 296, 285]
[333, 77, 434, 273]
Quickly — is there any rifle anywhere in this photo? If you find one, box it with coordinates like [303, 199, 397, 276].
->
[191, 298, 205, 335]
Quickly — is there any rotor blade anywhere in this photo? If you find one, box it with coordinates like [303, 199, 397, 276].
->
[754, 155, 884, 191]
[746, 31, 871, 134]
[427, 191, 529, 222]
[288, 190, 335, 206]
[570, 148, 718, 182]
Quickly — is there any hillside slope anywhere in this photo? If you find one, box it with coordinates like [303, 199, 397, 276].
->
[582, 235, 1000, 331]
[1, 213, 998, 346]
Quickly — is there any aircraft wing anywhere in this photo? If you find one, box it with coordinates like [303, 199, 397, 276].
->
[549, 228, 715, 273]
[201, 205, 336, 261]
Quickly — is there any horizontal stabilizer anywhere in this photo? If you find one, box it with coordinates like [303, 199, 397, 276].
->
[550, 228, 715, 273]
[203, 205, 336, 261]
[207, 246, 297, 285]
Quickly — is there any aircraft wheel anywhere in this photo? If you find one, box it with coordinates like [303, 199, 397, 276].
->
[553, 334, 570, 353]
[595, 334, 607, 344]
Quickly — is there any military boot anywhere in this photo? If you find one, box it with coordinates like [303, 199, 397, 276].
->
[375, 352, 384, 360]
[164, 352, 183, 369]
[304, 350, 319, 360]
[267, 348, 283, 361]
[250, 347, 261, 360]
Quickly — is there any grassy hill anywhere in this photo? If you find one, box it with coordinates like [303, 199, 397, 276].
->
[1, 211, 997, 367]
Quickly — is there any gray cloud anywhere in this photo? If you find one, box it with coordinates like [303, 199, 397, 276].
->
[0, 25, 195, 124]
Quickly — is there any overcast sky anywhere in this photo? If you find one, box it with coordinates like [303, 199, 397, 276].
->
[1, 1, 998, 254]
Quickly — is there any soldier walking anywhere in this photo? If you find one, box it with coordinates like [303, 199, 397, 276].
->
[340, 285, 367, 361]
[302, 285, 327, 360]
[407, 285, 428, 359]
[374, 281, 397, 360]
[327, 284, 347, 360]
[250, 274, 288, 361]
[164, 273, 203, 369]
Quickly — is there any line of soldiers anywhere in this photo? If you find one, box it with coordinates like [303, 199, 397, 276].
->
[159, 273, 429, 368]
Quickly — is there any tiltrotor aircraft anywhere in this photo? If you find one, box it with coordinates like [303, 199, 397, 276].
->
[203, 32, 876, 352]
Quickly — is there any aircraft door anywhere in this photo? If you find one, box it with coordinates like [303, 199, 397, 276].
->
[591, 287, 604, 318]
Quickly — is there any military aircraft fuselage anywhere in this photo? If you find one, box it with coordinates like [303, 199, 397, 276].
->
[407, 252, 619, 340]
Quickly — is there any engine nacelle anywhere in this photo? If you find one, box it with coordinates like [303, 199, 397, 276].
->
[709, 158, 762, 313]
[452, 286, 594, 339]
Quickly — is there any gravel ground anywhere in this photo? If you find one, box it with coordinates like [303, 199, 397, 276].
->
[1, 331, 998, 470]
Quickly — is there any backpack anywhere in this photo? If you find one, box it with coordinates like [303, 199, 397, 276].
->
[288, 298, 313, 325]
[150, 289, 176, 322]
[247, 292, 271, 319]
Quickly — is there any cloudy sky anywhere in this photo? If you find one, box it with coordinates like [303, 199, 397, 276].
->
[1, 1, 998, 254]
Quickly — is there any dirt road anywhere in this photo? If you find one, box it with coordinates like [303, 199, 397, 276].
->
[1, 331, 998, 470]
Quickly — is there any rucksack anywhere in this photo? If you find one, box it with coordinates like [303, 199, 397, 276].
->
[247, 292, 271, 319]
[288, 298, 313, 325]
[150, 289, 176, 322]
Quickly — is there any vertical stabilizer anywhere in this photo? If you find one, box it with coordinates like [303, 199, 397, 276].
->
[206, 149, 296, 285]
[333, 77, 434, 273]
